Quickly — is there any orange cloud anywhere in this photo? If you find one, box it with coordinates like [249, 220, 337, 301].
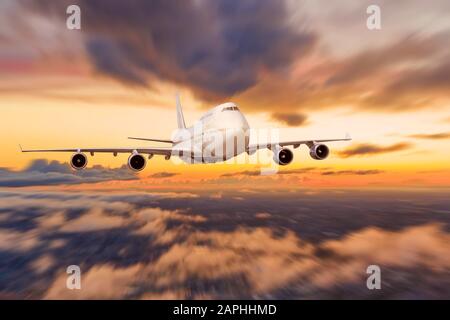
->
[408, 132, 450, 140]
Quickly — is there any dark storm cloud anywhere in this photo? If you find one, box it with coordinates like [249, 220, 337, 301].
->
[149, 172, 179, 179]
[26, 0, 316, 100]
[407, 132, 450, 140]
[86, 38, 148, 86]
[0, 159, 137, 187]
[337, 142, 413, 158]
[271, 112, 309, 126]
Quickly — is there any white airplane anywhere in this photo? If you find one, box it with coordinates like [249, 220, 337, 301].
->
[21, 95, 351, 171]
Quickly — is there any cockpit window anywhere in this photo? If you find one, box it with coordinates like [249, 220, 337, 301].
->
[222, 106, 239, 112]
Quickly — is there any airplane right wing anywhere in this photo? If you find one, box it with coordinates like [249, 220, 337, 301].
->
[20, 145, 173, 156]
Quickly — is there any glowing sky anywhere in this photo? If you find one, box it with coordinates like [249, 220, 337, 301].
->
[1, 0, 450, 188]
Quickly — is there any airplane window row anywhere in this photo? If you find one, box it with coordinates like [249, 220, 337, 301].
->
[222, 106, 239, 111]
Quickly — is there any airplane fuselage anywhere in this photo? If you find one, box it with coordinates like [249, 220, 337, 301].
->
[173, 102, 250, 164]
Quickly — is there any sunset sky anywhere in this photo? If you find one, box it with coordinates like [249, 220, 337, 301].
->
[1, 0, 450, 300]
[1, 0, 450, 188]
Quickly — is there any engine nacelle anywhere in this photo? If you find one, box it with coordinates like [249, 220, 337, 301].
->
[309, 144, 330, 160]
[70, 153, 87, 170]
[273, 148, 294, 166]
[128, 153, 146, 171]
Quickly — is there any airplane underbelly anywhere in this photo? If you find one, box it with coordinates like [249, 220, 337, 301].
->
[202, 128, 248, 163]
[175, 129, 247, 163]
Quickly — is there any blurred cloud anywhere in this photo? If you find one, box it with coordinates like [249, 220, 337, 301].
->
[408, 132, 450, 140]
[337, 142, 413, 158]
[270, 112, 309, 126]
[221, 167, 317, 177]
[0, 229, 40, 252]
[221, 170, 262, 178]
[0, 188, 449, 299]
[147, 223, 450, 297]
[321, 170, 383, 176]
[0, 159, 137, 187]
[59, 208, 128, 233]
[239, 32, 450, 113]
[41, 223, 450, 299]
[221, 167, 383, 177]
[325, 34, 446, 86]
[46, 264, 142, 299]
[2, 1, 449, 115]
[149, 172, 179, 179]
[22, 0, 316, 101]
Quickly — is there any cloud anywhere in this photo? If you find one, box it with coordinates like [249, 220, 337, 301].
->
[31, 254, 56, 274]
[0, 188, 450, 298]
[24, 0, 316, 101]
[360, 56, 450, 110]
[149, 172, 179, 179]
[322, 224, 450, 273]
[220, 168, 384, 177]
[337, 142, 413, 158]
[59, 208, 128, 233]
[325, 34, 444, 86]
[270, 112, 309, 126]
[132, 207, 206, 244]
[45, 264, 142, 299]
[5, 1, 449, 116]
[220, 167, 317, 177]
[0, 229, 40, 252]
[148, 224, 450, 297]
[238, 32, 450, 113]
[41, 222, 450, 299]
[221, 170, 262, 178]
[407, 132, 450, 140]
[0, 159, 137, 187]
[321, 170, 383, 176]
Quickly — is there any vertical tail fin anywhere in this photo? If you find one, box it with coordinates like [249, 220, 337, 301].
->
[176, 93, 186, 129]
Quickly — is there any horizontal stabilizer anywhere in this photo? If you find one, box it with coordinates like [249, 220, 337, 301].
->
[128, 137, 173, 144]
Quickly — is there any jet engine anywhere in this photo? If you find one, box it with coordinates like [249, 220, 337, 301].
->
[70, 153, 88, 170]
[273, 147, 294, 165]
[309, 144, 329, 160]
[128, 153, 146, 171]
